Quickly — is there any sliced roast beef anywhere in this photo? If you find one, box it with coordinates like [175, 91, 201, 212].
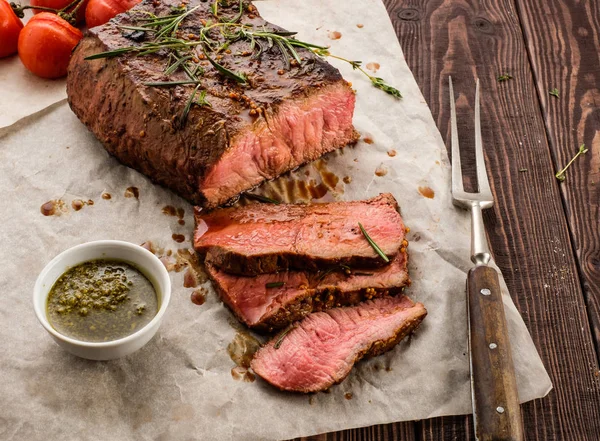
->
[194, 193, 406, 275]
[251, 295, 426, 393]
[206, 251, 410, 332]
[66, 0, 358, 209]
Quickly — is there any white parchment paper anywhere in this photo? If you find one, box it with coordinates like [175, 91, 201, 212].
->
[0, 0, 551, 439]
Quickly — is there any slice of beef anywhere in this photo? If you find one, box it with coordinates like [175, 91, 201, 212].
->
[251, 295, 427, 393]
[194, 193, 406, 275]
[206, 250, 410, 332]
[66, 0, 358, 209]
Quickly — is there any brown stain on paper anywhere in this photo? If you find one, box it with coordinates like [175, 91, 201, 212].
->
[366, 62, 380, 73]
[328, 30, 342, 40]
[228, 331, 261, 383]
[418, 186, 435, 199]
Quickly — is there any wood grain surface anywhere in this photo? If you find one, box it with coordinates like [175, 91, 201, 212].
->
[515, 0, 600, 359]
[295, 0, 600, 440]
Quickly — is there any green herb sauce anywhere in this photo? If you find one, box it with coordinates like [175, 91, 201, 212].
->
[46, 259, 159, 342]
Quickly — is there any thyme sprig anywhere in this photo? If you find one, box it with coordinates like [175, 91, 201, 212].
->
[555, 144, 588, 182]
[358, 222, 390, 263]
[549, 88, 560, 98]
[324, 53, 402, 98]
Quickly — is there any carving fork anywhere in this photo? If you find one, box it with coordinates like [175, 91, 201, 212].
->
[449, 77, 524, 441]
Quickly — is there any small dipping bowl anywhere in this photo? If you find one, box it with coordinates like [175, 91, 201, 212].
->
[33, 240, 171, 360]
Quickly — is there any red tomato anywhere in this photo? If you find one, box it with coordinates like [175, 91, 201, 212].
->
[85, 0, 140, 29]
[18, 13, 83, 79]
[0, 0, 23, 58]
[30, 0, 88, 24]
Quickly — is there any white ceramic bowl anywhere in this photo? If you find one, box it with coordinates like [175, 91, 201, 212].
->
[33, 240, 171, 360]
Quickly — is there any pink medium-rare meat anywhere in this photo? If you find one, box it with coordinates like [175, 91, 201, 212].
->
[206, 250, 410, 332]
[250, 295, 427, 393]
[194, 193, 406, 275]
[66, 0, 358, 209]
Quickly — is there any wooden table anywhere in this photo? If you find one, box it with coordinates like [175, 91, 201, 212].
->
[298, 0, 600, 439]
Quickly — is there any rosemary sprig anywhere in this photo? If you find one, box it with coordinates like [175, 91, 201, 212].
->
[204, 48, 247, 83]
[358, 222, 390, 263]
[555, 144, 588, 182]
[244, 193, 281, 204]
[84, 2, 403, 127]
[266, 281, 285, 288]
[143, 80, 200, 86]
[274, 325, 295, 349]
[549, 88, 560, 98]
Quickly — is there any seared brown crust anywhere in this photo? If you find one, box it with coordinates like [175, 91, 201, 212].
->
[205, 250, 411, 333]
[67, 0, 357, 207]
[195, 194, 405, 275]
[251, 297, 427, 393]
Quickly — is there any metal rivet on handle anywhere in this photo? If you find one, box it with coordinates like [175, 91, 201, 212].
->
[496, 406, 505, 414]
[489, 343, 497, 349]
[480, 288, 491, 296]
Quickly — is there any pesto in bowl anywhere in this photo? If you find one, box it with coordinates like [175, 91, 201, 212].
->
[46, 259, 158, 343]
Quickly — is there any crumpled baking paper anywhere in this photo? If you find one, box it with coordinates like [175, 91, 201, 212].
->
[0, 0, 551, 439]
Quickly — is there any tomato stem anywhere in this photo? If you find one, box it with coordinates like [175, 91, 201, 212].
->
[58, 0, 86, 24]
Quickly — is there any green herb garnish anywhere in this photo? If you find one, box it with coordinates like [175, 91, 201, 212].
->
[324, 53, 402, 98]
[358, 222, 390, 263]
[555, 144, 588, 182]
[266, 281, 285, 288]
[274, 325, 294, 349]
[549, 88, 559, 98]
[498, 73, 513, 82]
[83, 3, 402, 112]
[244, 193, 281, 204]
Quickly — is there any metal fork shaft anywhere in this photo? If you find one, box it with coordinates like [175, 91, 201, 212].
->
[471, 201, 492, 266]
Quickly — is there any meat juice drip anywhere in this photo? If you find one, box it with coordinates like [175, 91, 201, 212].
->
[101, 192, 112, 200]
[363, 137, 374, 144]
[344, 392, 353, 400]
[40, 199, 66, 216]
[228, 331, 261, 383]
[387, 150, 397, 157]
[375, 166, 388, 177]
[418, 186, 435, 199]
[71, 200, 84, 211]
[366, 62, 380, 73]
[190, 288, 206, 305]
[124, 186, 140, 199]
[183, 267, 199, 288]
[172, 234, 185, 243]
[327, 30, 342, 40]
[248, 159, 343, 205]
[163, 205, 186, 225]
[162, 205, 177, 216]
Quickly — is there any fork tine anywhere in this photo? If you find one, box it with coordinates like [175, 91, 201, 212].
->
[474, 79, 492, 197]
[449, 76, 464, 194]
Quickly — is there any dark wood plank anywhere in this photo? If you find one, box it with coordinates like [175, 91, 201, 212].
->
[294, 422, 416, 441]
[380, 0, 600, 440]
[514, 0, 600, 360]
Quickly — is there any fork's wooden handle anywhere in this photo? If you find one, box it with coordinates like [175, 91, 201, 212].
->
[468, 265, 524, 441]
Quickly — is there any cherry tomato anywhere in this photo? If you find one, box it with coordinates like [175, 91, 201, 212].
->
[0, 0, 23, 58]
[30, 0, 88, 24]
[18, 13, 83, 79]
[85, 0, 140, 29]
